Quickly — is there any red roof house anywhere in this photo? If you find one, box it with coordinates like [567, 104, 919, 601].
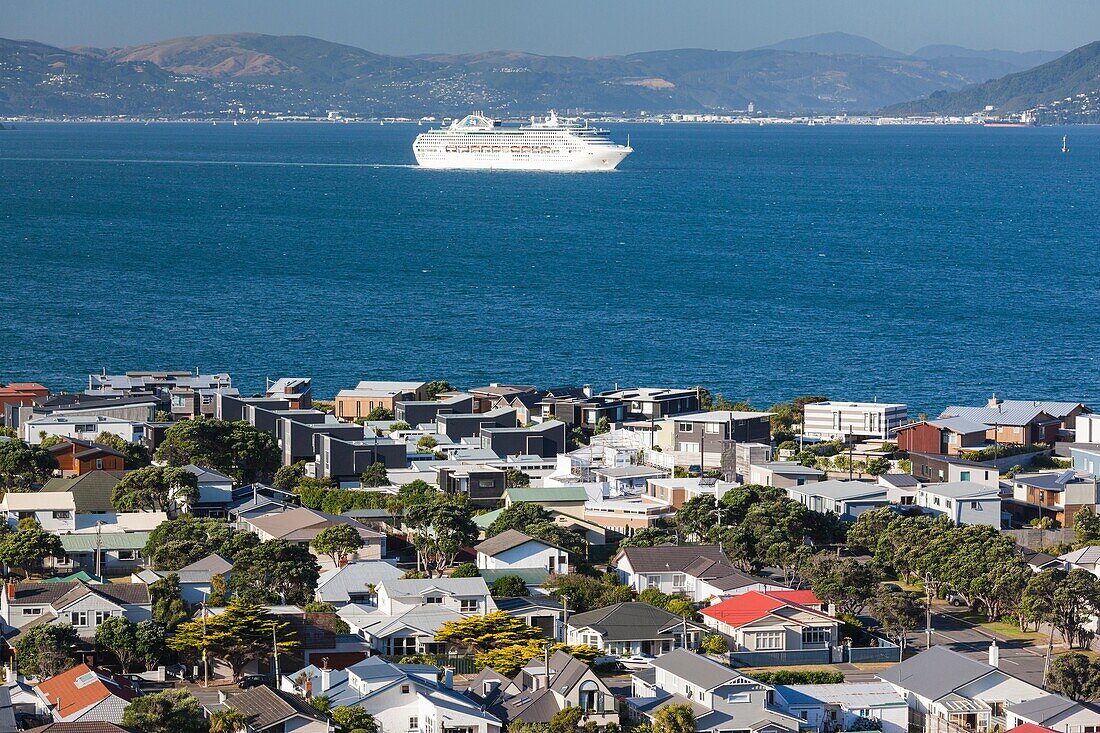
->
[700, 590, 839, 653]
[34, 664, 141, 722]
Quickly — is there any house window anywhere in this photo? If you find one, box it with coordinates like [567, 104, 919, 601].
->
[971, 501, 982, 510]
[118, 550, 137, 561]
[22, 608, 42, 616]
[425, 596, 443, 604]
[755, 631, 783, 650]
[401, 685, 411, 694]
[705, 423, 720, 434]
[52, 511, 71, 520]
[960, 471, 971, 481]
[673, 574, 685, 588]
[76, 424, 97, 433]
[802, 628, 830, 645]
[410, 717, 419, 731]
[95, 459, 103, 470]
[94, 611, 110, 625]
[460, 599, 478, 613]
[70, 611, 89, 627]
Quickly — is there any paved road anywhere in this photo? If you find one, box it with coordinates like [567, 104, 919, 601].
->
[909, 607, 1049, 686]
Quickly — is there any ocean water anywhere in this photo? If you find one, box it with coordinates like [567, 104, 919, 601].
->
[2, 122, 1098, 413]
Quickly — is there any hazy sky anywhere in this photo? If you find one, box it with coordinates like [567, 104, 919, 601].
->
[5, 0, 1095, 55]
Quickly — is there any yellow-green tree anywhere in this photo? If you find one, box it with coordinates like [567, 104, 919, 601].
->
[167, 598, 297, 680]
[435, 611, 545, 652]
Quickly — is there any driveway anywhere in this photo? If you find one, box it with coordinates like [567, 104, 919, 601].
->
[909, 607, 1049, 686]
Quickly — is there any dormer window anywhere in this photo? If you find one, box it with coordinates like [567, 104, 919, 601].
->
[425, 596, 443, 604]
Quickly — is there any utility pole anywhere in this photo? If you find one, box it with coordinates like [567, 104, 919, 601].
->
[924, 585, 933, 650]
[94, 521, 104, 580]
[272, 621, 281, 683]
[201, 599, 209, 687]
[560, 595, 570, 643]
[848, 429, 854, 481]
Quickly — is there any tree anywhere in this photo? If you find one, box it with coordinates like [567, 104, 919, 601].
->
[135, 620, 167, 670]
[209, 709, 249, 733]
[620, 527, 676, 548]
[142, 516, 242, 570]
[111, 465, 199, 518]
[331, 706, 379, 733]
[122, 689, 208, 733]
[700, 633, 728, 655]
[490, 575, 529, 597]
[168, 598, 298, 680]
[544, 574, 633, 613]
[1046, 652, 1100, 702]
[0, 517, 64, 577]
[593, 416, 611, 435]
[549, 707, 583, 733]
[806, 555, 883, 616]
[869, 588, 922, 653]
[525, 520, 586, 558]
[676, 494, 719, 542]
[653, 703, 696, 733]
[1075, 508, 1100, 546]
[476, 641, 600, 677]
[95, 431, 152, 469]
[149, 573, 190, 630]
[154, 418, 279, 482]
[864, 458, 890, 477]
[451, 562, 480, 578]
[0, 439, 58, 490]
[95, 616, 144, 672]
[417, 435, 439, 452]
[405, 495, 479, 576]
[504, 468, 531, 488]
[1025, 568, 1100, 648]
[311, 524, 365, 567]
[232, 540, 320, 605]
[487, 503, 553, 536]
[425, 380, 454, 399]
[361, 462, 389, 488]
[14, 623, 79, 678]
[435, 611, 545, 652]
[273, 461, 307, 492]
[767, 396, 829, 433]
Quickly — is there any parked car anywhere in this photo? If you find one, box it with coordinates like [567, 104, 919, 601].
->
[946, 592, 966, 607]
[617, 654, 655, 671]
[238, 675, 269, 689]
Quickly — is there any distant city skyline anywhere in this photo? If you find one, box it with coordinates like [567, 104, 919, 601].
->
[6, 0, 1095, 56]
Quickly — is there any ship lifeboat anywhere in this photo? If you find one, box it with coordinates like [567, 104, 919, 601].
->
[491, 146, 501, 153]
[511, 146, 521, 153]
[540, 146, 551, 153]
[445, 145, 456, 153]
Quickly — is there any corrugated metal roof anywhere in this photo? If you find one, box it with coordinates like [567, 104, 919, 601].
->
[60, 531, 150, 551]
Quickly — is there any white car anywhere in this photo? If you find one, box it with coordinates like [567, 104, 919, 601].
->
[617, 654, 655, 670]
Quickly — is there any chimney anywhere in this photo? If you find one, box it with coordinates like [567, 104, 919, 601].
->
[320, 668, 332, 692]
[218, 690, 227, 704]
[443, 668, 453, 689]
[582, 384, 593, 399]
[6, 581, 14, 601]
[304, 677, 313, 698]
[988, 640, 999, 668]
[987, 393, 1002, 409]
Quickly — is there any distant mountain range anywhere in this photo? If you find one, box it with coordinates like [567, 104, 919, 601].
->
[882, 40, 1100, 117]
[0, 31, 1084, 117]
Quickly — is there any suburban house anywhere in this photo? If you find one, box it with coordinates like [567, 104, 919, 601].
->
[34, 665, 141, 723]
[314, 560, 405, 606]
[480, 420, 567, 459]
[1005, 693, 1100, 730]
[44, 438, 127, 476]
[785, 480, 890, 520]
[1069, 444, 1100, 477]
[1, 580, 151, 639]
[494, 596, 564, 640]
[590, 465, 667, 494]
[878, 645, 1048, 733]
[181, 464, 236, 517]
[338, 578, 497, 656]
[56, 525, 158, 576]
[396, 393, 475, 427]
[132, 553, 232, 605]
[1057, 546, 1100, 576]
[646, 476, 736, 510]
[437, 464, 506, 507]
[915, 481, 1003, 528]
[22, 415, 144, 446]
[0, 492, 77, 532]
[10, 393, 157, 435]
[661, 411, 774, 468]
[802, 401, 908, 441]
[583, 491, 675, 536]
[878, 473, 921, 505]
[213, 684, 330, 733]
[473, 649, 617, 730]
[474, 530, 570, 575]
[1004, 471, 1099, 528]
[614, 545, 782, 603]
[285, 656, 500, 733]
[772, 682, 908, 733]
[566, 601, 706, 656]
[241, 507, 386, 562]
[896, 416, 991, 456]
[39, 471, 123, 514]
[629, 648, 802, 733]
[335, 381, 429, 420]
[601, 387, 700, 421]
[0, 382, 49, 417]
[700, 591, 839, 656]
[748, 462, 825, 489]
[265, 377, 314, 410]
[939, 397, 1072, 445]
[909, 452, 1000, 486]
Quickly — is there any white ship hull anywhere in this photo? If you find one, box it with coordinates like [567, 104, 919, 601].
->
[413, 111, 632, 172]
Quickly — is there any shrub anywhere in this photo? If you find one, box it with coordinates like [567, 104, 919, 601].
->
[750, 669, 844, 684]
[700, 634, 728, 655]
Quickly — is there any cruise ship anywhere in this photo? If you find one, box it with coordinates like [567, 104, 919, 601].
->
[413, 111, 632, 171]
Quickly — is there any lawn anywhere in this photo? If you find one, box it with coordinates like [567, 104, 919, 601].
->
[949, 608, 1046, 646]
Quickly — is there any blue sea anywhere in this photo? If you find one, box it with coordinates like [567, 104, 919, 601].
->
[2, 122, 1098, 413]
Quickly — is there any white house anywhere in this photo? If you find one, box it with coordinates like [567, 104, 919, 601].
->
[1005, 692, 1100, 730]
[0, 493, 76, 531]
[613, 545, 782, 603]
[878, 644, 1048, 733]
[700, 591, 839, 655]
[284, 656, 502, 733]
[315, 560, 404, 606]
[772, 682, 908, 733]
[915, 481, 1003, 528]
[474, 529, 570, 575]
[337, 578, 497, 656]
[565, 601, 706, 656]
[802, 401, 908, 441]
[181, 464, 235, 517]
[22, 415, 144, 445]
[132, 553, 233, 605]
[1057, 546, 1100, 576]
